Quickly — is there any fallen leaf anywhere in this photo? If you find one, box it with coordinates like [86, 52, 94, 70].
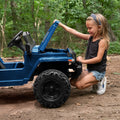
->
[112, 72, 120, 75]
[76, 103, 81, 106]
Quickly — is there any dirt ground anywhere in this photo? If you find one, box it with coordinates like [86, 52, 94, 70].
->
[0, 55, 120, 120]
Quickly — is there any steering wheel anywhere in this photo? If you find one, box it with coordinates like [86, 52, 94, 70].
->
[8, 31, 23, 48]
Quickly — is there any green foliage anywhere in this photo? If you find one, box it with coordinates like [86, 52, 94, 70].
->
[2, 47, 23, 58]
[108, 41, 120, 55]
[0, 0, 120, 57]
[68, 39, 87, 56]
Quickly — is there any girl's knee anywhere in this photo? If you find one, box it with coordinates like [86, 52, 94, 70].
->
[75, 82, 84, 89]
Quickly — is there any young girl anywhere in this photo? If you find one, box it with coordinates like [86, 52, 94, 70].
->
[54, 13, 109, 95]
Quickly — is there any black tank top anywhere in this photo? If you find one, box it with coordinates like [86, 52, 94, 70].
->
[85, 37, 107, 72]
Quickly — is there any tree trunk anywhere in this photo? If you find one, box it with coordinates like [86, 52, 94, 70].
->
[108, 24, 116, 41]
[31, 0, 39, 43]
[0, 31, 1, 56]
[82, 0, 86, 9]
[44, 2, 50, 33]
[10, 0, 17, 31]
[0, 0, 7, 56]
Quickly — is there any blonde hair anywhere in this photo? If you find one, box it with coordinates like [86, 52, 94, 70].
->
[87, 13, 110, 49]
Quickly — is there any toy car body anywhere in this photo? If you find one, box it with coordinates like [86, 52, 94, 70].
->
[0, 21, 82, 108]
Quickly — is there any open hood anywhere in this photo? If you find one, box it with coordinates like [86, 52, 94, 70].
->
[38, 21, 60, 52]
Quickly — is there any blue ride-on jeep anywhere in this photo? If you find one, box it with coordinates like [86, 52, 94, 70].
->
[0, 21, 82, 108]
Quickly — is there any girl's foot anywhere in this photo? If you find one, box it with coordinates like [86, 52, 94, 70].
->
[92, 77, 107, 95]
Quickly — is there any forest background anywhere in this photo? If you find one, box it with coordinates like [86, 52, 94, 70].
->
[0, 0, 120, 57]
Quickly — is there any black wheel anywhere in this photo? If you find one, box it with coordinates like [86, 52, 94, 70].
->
[33, 69, 71, 108]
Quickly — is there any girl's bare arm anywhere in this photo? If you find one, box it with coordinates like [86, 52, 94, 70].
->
[54, 20, 90, 40]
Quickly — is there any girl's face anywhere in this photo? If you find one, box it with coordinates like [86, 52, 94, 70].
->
[86, 20, 100, 37]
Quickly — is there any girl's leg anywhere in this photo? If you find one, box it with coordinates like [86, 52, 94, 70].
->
[70, 70, 88, 86]
[70, 71, 98, 90]
[76, 72, 98, 89]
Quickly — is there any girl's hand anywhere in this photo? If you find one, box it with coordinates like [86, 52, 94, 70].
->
[77, 56, 84, 63]
[53, 19, 59, 23]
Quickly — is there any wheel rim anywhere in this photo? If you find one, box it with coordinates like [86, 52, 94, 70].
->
[41, 80, 62, 101]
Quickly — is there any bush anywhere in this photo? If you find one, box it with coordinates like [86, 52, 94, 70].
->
[108, 41, 120, 55]
[3, 47, 23, 58]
